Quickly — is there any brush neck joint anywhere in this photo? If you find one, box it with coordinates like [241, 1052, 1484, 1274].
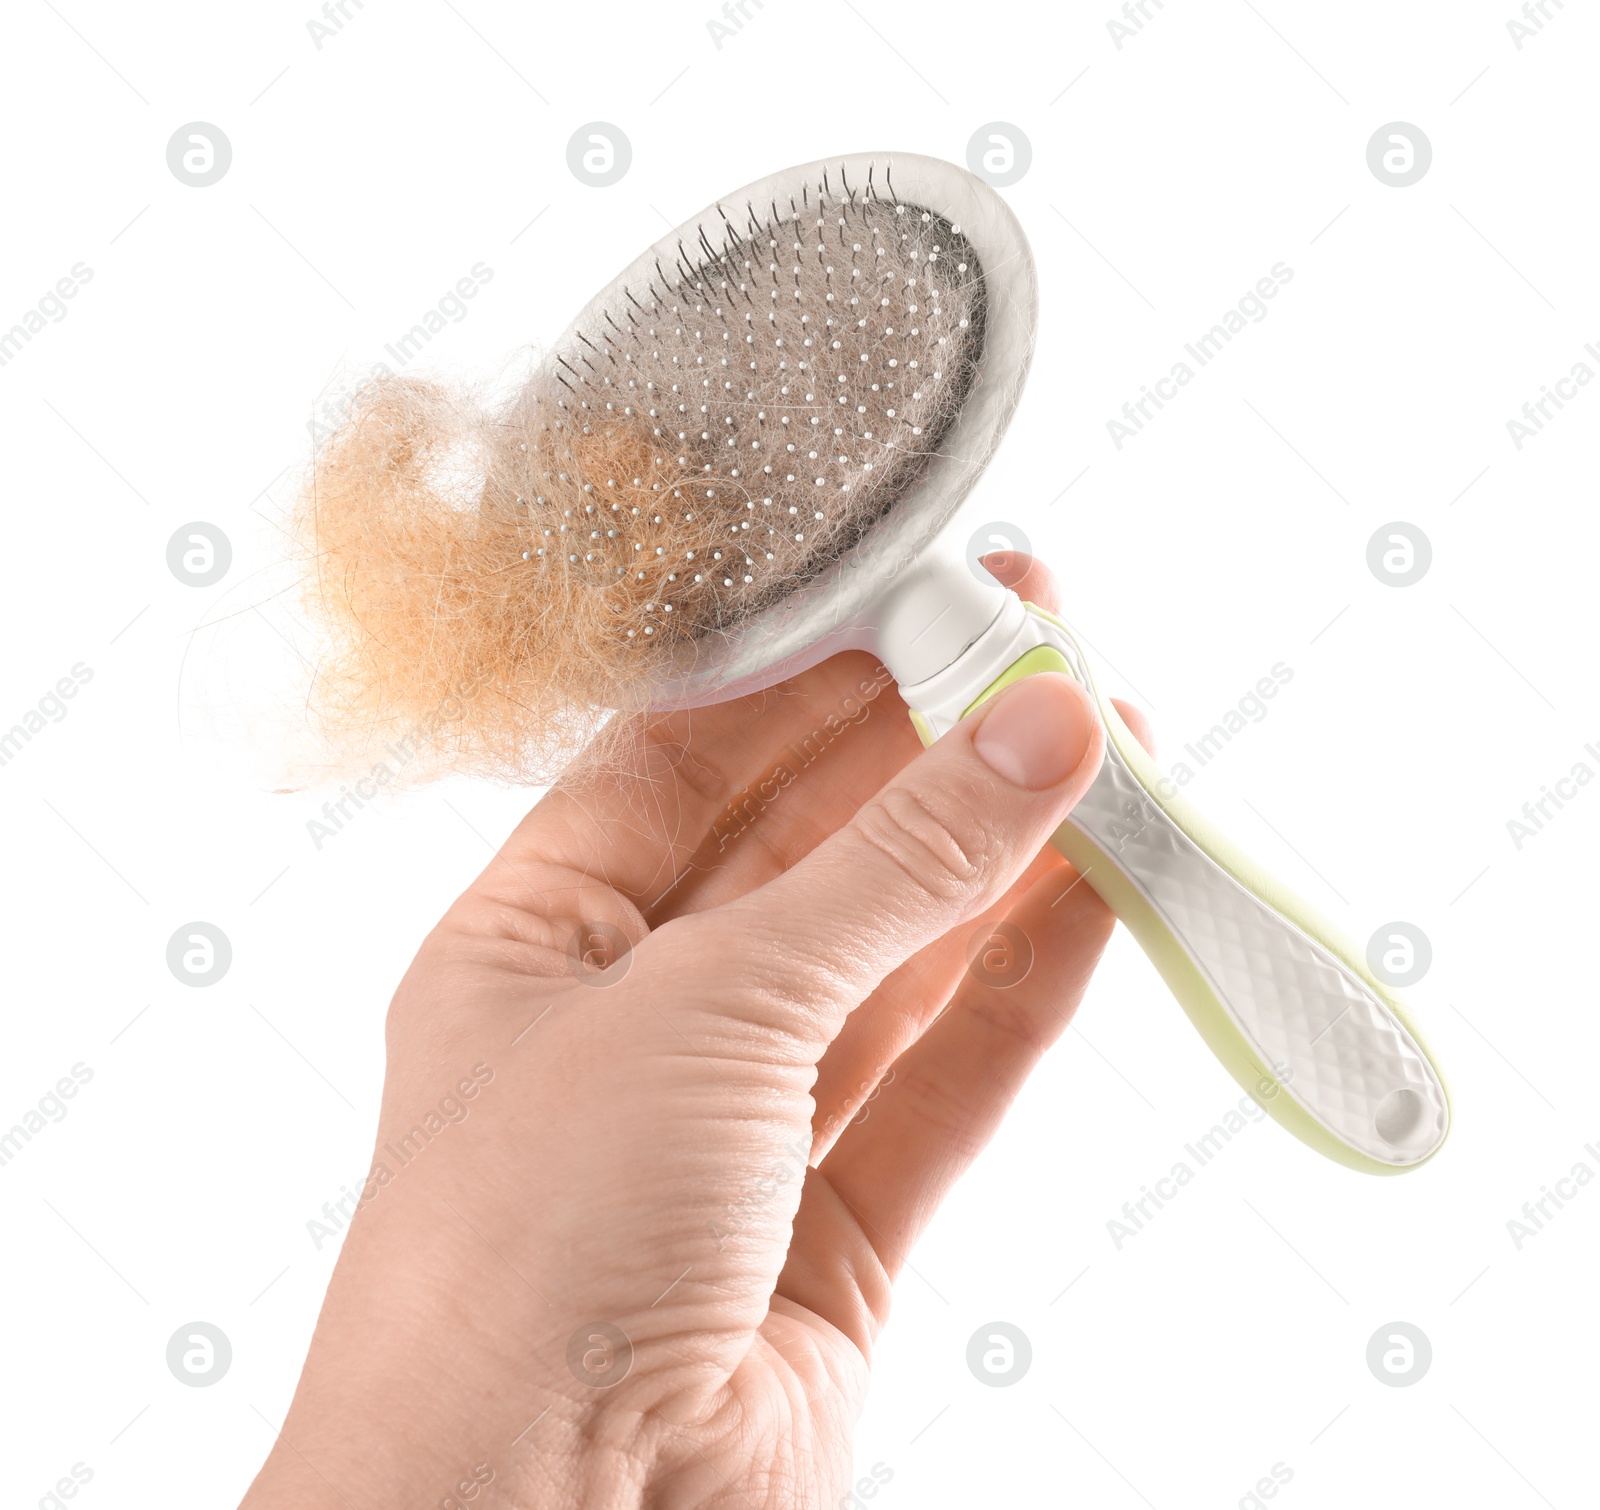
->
[874, 551, 1053, 734]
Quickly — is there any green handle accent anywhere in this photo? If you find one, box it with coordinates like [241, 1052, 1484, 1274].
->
[963, 644, 1076, 715]
[905, 644, 1076, 747]
[907, 609, 1451, 1175]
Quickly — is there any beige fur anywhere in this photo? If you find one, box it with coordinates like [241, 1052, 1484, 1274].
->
[294, 191, 984, 781]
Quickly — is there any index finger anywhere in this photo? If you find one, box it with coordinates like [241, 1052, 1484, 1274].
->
[468, 554, 1084, 924]
[463, 651, 913, 920]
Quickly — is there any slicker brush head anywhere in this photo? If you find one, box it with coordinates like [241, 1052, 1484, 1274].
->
[296, 154, 1032, 781]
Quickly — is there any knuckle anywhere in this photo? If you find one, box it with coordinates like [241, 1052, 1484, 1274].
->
[855, 785, 989, 901]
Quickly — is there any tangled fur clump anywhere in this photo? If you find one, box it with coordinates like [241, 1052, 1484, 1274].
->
[295, 187, 985, 783]
[295, 373, 680, 782]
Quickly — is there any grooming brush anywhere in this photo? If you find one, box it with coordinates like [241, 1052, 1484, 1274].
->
[308, 152, 1449, 1173]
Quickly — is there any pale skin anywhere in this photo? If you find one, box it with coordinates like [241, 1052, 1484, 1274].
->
[241, 557, 1155, 1509]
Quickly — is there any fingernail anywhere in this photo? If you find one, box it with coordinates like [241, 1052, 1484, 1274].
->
[972, 673, 1094, 790]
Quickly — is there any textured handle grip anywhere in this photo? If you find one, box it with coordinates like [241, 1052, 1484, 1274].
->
[1038, 614, 1449, 1171]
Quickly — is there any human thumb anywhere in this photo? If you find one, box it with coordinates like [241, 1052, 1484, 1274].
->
[682, 671, 1105, 1044]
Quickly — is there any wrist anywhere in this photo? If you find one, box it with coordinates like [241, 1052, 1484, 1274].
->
[240, 1392, 657, 1510]
[237, 1195, 664, 1509]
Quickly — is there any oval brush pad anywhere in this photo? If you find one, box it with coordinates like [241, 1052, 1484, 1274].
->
[296, 154, 1035, 772]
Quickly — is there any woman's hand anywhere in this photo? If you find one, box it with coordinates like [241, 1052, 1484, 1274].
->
[241, 557, 1153, 1509]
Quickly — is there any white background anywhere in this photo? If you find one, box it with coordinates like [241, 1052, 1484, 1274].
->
[1, 1, 1596, 1506]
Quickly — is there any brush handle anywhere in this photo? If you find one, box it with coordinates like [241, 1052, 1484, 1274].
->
[907, 603, 1450, 1173]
